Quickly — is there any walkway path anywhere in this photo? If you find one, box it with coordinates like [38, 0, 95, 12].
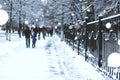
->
[0, 33, 106, 80]
[0, 35, 65, 80]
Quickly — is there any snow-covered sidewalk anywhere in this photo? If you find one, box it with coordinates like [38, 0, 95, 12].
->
[50, 35, 107, 80]
[0, 32, 106, 80]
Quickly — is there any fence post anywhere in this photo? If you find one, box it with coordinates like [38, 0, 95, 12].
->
[98, 15, 103, 67]
[117, 1, 120, 13]
[73, 27, 75, 50]
[85, 17, 89, 61]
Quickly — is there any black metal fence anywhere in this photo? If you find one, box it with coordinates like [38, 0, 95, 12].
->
[56, 13, 120, 80]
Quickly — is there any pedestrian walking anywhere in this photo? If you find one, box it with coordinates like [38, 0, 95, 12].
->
[24, 26, 31, 48]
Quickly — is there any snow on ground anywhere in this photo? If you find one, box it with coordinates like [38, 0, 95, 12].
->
[0, 31, 106, 80]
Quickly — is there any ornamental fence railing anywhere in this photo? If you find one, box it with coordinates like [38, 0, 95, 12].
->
[56, 13, 120, 80]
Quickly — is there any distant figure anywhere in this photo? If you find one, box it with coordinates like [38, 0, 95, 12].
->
[24, 26, 31, 48]
[42, 26, 46, 40]
[49, 27, 53, 37]
[32, 32, 37, 48]
[37, 27, 42, 40]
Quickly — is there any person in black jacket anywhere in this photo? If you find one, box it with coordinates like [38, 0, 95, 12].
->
[24, 26, 31, 48]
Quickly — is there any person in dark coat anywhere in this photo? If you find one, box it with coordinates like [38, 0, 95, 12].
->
[24, 26, 31, 48]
